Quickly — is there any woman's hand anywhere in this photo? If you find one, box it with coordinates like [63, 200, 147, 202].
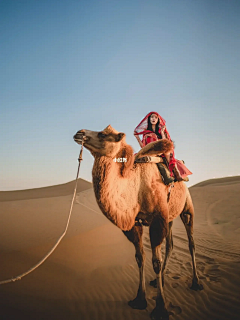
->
[161, 125, 166, 132]
[160, 125, 166, 139]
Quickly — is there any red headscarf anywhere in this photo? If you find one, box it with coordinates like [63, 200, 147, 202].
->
[134, 111, 176, 173]
[134, 111, 171, 141]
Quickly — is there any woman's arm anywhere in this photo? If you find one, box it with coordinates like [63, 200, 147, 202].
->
[160, 125, 167, 139]
[134, 134, 144, 148]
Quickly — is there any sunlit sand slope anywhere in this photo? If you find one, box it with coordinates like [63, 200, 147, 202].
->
[0, 177, 239, 320]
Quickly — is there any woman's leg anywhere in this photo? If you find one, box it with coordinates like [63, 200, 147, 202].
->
[173, 164, 189, 182]
[163, 154, 188, 182]
[166, 154, 187, 182]
[165, 154, 170, 164]
[173, 165, 183, 181]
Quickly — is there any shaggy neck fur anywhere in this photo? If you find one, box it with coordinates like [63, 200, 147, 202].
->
[92, 143, 138, 231]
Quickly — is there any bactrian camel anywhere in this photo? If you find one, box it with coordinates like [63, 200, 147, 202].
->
[73, 125, 203, 320]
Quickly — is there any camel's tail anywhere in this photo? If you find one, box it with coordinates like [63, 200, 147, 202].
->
[135, 139, 174, 160]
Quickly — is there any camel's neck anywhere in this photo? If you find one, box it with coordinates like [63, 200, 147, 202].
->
[92, 156, 113, 197]
[92, 155, 137, 231]
[92, 156, 124, 201]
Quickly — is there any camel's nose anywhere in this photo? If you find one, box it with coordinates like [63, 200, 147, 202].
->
[73, 129, 86, 143]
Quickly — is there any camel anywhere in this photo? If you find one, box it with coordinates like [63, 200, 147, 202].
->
[73, 125, 203, 320]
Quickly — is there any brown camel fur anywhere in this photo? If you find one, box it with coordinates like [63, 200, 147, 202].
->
[74, 125, 203, 320]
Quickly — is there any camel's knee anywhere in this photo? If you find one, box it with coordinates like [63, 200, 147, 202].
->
[152, 258, 162, 274]
[180, 213, 189, 225]
[150, 216, 168, 248]
[181, 211, 193, 227]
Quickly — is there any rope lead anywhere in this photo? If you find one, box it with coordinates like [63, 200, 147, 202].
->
[0, 141, 84, 285]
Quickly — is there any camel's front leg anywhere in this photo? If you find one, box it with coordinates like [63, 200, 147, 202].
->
[149, 216, 169, 320]
[123, 225, 147, 310]
[150, 221, 173, 288]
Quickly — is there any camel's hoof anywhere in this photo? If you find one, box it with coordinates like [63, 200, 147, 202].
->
[190, 280, 203, 291]
[150, 279, 157, 288]
[150, 306, 169, 320]
[128, 297, 147, 310]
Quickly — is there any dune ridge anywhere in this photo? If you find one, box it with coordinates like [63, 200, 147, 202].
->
[0, 178, 92, 202]
[191, 175, 240, 187]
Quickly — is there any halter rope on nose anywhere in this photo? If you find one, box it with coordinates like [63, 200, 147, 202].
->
[0, 139, 84, 285]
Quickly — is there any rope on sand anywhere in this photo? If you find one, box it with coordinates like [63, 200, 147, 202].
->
[0, 142, 84, 285]
[75, 197, 101, 215]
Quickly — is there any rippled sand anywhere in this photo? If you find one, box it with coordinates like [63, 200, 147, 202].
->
[0, 177, 239, 320]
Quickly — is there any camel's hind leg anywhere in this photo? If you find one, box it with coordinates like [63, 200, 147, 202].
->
[150, 221, 173, 288]
[149, 215, 169, 320]
[123, 225, 147, 309]
[180, 208, 203, 291]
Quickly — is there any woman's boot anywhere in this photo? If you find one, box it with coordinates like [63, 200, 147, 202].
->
[173, 166, 189, 182]
[156, 163, 174, 185]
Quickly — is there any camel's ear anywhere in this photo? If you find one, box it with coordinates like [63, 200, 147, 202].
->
[116, 132, 125, 142]
[116, 144, 134, 177]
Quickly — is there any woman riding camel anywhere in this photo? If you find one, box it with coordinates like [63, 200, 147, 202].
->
[134, 111, 192, 184]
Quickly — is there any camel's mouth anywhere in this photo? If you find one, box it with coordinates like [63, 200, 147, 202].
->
[73, 132, 88, 145]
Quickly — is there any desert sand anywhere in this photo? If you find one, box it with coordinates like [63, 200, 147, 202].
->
[0, 176, 240, 320]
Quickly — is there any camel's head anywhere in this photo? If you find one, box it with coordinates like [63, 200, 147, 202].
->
[73, 125, 126, 157]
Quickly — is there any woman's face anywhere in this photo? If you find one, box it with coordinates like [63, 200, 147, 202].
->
[150, 113, 158, 125]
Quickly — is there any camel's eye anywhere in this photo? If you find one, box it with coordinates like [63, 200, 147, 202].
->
[98, 132, 106, 139]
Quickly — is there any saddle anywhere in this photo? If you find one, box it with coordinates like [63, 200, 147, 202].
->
[133, 139, 191, 184]
[134, 156, 174, 185]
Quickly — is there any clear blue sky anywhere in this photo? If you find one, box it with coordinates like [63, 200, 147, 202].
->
[1, 0, 240, 190]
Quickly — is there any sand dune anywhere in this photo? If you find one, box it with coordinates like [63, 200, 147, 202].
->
[0, 177, 239, 320]
[191, 175, 240, 187]
[0, 179, 92, 202]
